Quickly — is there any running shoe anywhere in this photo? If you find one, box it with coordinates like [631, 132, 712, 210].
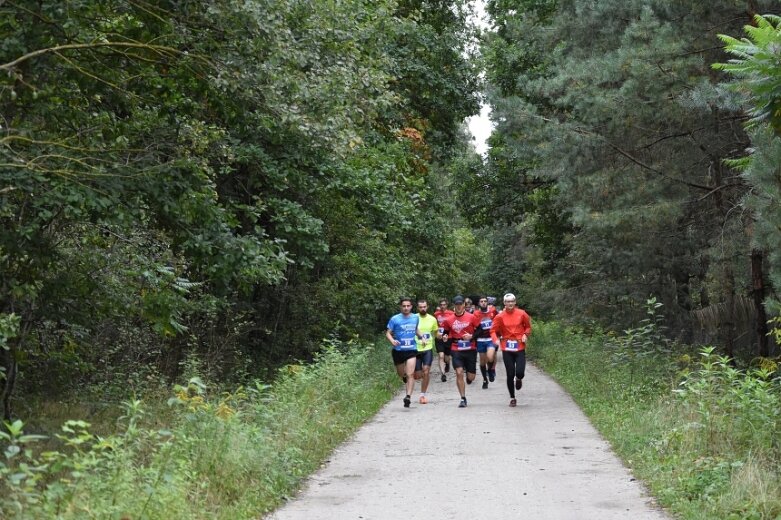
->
[481, 380, 489, 389]
[419, 395, 428, 404]
[515, 377, 523, 391]
[441, 374, 447, 382]
[403, 395, 411, 408]
[458, 398, 467, 408]
[509, 398, 517, 407]
[488, 369, 496, 382]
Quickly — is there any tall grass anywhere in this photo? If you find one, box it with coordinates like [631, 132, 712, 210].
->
[0, 338, 398, 519]
[531, 320, 781, 519]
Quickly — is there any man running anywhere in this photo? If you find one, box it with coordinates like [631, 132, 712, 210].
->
[474, 295, 498, 389]
[434, 298, 454, 382]
[414, 298, 438, 404]
[490, 293, 532, 407]
[441, 295, 480, 408]
[386, 296, 420, 408]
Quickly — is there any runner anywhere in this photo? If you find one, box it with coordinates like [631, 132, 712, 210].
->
[441, 295, 481, 408]
[474, 295, 498, 389]
[434, 298, 454, 382]
[490, 293, 532, 407]
[386, 296, 420, 408]
[414, 298, 438, 404]
[464, 297, 475, 314]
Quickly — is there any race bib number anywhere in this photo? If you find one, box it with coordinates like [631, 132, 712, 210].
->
[400, 338, 416, 349]
[421, 333, 432, 341]
[438, 327, 445, 334]
[481, 318, 492, 330]
[456, 340, 472, 350]
[505, 340, 519, 351]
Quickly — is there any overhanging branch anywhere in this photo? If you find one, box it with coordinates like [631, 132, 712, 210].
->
[0, 42, 207, 71]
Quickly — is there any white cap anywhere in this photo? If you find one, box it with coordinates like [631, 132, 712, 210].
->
[503, 293, 516, 302]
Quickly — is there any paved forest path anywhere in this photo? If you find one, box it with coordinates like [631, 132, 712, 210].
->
[267, 358, 670, 520]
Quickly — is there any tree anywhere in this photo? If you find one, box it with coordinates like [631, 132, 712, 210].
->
[0, 0, 484, 416]
[481, 0, 777, 355]
[715, 14, 781, 355]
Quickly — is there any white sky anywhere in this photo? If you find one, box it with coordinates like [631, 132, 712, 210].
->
[466, 0, 493, 156]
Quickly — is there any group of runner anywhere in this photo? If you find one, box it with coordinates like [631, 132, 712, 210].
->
[385, 293, 532, 408]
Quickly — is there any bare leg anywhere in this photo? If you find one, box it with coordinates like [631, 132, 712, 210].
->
[404, 357, 416, 397]
[456, 367, 466, 398]
[421, 365, 430, 393]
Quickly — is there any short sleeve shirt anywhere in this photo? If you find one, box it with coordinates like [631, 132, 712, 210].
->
[416, 313, 439, 352]
[387, 313, 420, 351]
[442, 312, 480, 351]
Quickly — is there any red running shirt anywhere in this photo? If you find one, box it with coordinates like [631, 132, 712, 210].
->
[490, 308, 532, 352]
[442, 311, 481, 351]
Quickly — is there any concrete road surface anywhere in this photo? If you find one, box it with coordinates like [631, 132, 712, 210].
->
[267, 359, 670, 520]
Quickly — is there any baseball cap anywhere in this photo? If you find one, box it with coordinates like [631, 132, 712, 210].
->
[453, 295, 465, 304]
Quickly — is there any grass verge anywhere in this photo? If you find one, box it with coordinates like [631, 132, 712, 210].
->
[1, 337, 399, 519]
[530, 321, 781, 520]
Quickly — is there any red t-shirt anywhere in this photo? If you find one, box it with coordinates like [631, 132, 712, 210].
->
[473, 307, 497, 329]
[443, 311, 481, 351]
[473, 307, 498, 344]
[490, 308, 532, 352]
[434, 309, 454, 330]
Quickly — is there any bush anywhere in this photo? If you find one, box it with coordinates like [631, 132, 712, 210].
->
[531, 320, 781, 519]
[0, 337, 397, 519]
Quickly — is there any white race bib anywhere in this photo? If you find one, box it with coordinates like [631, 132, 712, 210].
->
[505, 340, 519, 351]
[456, 340, 472, 350]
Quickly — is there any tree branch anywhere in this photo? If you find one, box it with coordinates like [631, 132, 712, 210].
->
[0, 42, 204, 71]
[603, 140, 713, 191]
[696, 182, 743, 202]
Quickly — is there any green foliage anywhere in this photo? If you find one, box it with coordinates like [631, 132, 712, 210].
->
[715, 14, 781, 313]
[481, 0, 774, 340]
[532, 321, 781, 519]
[715, 14, 781, 134]
[675, 347, 780, 452]
[0, 337, 398, 519]
[0, 314, 19, 353]
[608, 297, 674, 370]
[0, 0, 483, 412]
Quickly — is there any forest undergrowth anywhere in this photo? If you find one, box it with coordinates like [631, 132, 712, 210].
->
[532, 315, 781, 520]
[0, 338, 398, 519]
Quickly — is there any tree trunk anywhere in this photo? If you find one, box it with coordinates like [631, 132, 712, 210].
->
[1, 341, 18, 421]
[722, 262, 737, 359]
[711, 158, 737, 360]
[751, 248, 770, 356]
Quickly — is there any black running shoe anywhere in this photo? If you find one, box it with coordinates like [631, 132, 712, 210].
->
[488, 370, 496, 382]
[481, 380, 489, 389]
[458, 398, 467, 408]
[441, 374, 447, 382]
[515, 378, 523, 391]
[403, 395, 411, 408]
